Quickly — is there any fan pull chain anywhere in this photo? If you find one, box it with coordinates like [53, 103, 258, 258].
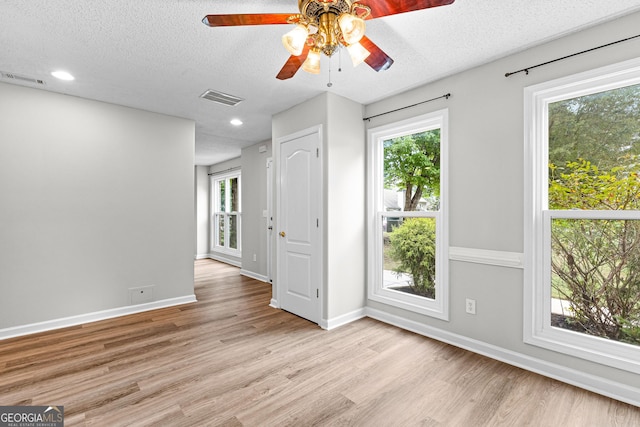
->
[327, 57, 333, 87]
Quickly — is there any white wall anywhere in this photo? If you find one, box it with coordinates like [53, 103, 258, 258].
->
[195, 165, 209, 258]
[0, 82, 195, 332]
[364, 11, 640, 402]
[240, 141, 272, 281]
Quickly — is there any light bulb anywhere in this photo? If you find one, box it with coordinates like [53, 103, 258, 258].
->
[347, 42, 370, 67]
[338, 13, 366, 44]
[282, 24, 309, 56]
[302, 49, 321, 74]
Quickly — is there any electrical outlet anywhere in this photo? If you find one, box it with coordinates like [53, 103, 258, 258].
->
[465, 298, 476, 315]
[253, 253, 257, 262]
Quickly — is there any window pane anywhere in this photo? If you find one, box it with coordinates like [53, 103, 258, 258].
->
[383, 129, 440, 212]
[216, 214, 225, 247]
[218, 180, 226, 212]
[230, 177, 239, 212]
[548, 84, 640, 211]
[549, 83, 640, 174]
[550, 218, 640, 346]
[229, 214, 238, 249]
[383, 217, 436, 299]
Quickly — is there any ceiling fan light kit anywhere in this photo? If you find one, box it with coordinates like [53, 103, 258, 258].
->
[302, 48, 322, 74]
[282, 24, 309, 56]
[203, 0, 455, 80]
[346, 41, 370, 67]
[338, 8, 367, 44]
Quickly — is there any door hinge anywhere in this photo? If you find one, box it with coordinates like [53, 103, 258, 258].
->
[316, 218, 319, 228]
[316, 148, 319, 158]
[316, 289, 319, 298]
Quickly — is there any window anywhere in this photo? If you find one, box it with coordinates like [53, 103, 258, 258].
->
[367, 110, 449, 319]
[211, 171, 241, 255]
[525, 58, 640, 373]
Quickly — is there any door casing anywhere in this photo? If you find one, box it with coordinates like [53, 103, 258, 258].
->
[274, 125, 323, 324]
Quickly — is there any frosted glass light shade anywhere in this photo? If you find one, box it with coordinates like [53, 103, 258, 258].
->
[347, 42, 370, 67]
[338, 13, 365, 44]
[282, 24, 309, 56]
[302, 50, 321, 74]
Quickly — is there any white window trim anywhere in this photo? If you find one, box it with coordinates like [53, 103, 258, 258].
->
[367, 109, 449, 320]
[210, 170, 241, 257]
[524, 56, 640, 374]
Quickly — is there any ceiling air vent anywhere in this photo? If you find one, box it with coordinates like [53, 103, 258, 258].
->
[200, 89, 243, 107]
[1, 71, 45, 85]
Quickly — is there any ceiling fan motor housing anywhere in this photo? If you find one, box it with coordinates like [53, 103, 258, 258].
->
[299, 0, 353, 19]
[299, 0, 356, 56]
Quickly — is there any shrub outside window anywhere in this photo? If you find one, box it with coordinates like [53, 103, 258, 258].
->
[524, 58, 640, 373]
[367, 110, 449, 320]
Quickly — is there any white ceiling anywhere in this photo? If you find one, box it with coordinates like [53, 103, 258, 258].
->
[2, 0, 640, 165]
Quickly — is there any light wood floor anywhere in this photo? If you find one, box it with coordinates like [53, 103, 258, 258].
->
[1, 259, 639, 426]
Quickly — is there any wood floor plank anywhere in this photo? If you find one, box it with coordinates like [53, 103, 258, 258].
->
[1, 259, 638, 426]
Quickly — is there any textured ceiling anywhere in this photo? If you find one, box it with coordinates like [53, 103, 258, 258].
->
[2, 0, 640, 165]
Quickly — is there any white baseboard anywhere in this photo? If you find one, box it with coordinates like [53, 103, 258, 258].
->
[207, 253, 242, 267]
[195, 253, 210, 260]
[365, 307, 640, 407]
[0, 295, 197, 341]
[320, 308, 367, 330]
[240, 269, 269, 283]
[269, 299, 279, 309]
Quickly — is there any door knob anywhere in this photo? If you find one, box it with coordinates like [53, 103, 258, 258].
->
[279, 231, 286, 237]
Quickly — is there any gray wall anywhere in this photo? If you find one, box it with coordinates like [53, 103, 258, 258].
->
[195, 165, 210, 258]
[273, 92, 366, 322]
[325, 94, 366, 319]
[208, 157, 241, 175]
[0, 82, 195, 329]
[241, 141, 272, 280]
[364, 11, 640, 393]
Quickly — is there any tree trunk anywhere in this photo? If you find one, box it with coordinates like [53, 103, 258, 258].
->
[404, 185, 422, 211]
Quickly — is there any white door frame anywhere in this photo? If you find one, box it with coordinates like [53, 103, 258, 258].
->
[274, 125, 323, 324]
[266, 157, 276, 307]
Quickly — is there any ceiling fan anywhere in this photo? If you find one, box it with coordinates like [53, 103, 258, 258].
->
[203, 0, 455, 80]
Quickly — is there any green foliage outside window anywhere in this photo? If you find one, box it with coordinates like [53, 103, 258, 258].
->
[548, 83, 640, 345]
[388, 218, 436, 299]
[384, 130, 440, 212]
[383, 129, 441, 298]
[549, 158, 640, 344]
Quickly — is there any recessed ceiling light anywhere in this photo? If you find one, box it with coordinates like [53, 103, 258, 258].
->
[51, 70, 75, 81]
[230, 119, 243, 126]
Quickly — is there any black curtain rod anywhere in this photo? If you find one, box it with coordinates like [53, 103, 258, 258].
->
[363, 93, 451, 122]
[505, 33, 640, 78]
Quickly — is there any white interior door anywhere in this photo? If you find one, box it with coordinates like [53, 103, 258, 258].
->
[277, 127, 321, 324]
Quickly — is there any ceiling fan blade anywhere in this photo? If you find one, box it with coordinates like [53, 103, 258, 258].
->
[360, 36, 394, 72]
[202, 14, 293, 27]
[365, 0, 455, 19]
[276, 45, 310, 80]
